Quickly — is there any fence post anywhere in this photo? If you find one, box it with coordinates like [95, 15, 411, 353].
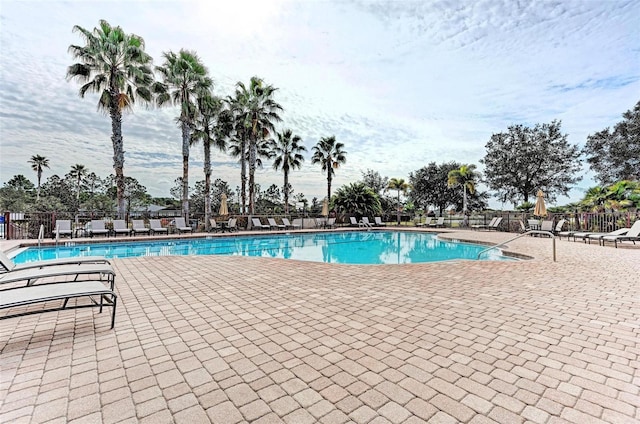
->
[4, 212, 11, 240]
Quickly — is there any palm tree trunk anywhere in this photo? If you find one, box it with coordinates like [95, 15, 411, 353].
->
[36, 170, 42, 202]
[397, 191, 401, 225]
[240, 136, 247, 214]
[248, 133, 257, 215]
[463, 185, 468, 227]
[181, 121, 190, 221]
[204, 138, 211, 231]
[283, 170, 289, 214]
[109, 92, 126, 219]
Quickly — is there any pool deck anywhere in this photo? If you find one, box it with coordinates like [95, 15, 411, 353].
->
[1, 228, 639, 423]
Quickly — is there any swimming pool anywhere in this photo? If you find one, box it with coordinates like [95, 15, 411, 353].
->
[11, 231, 512, 265]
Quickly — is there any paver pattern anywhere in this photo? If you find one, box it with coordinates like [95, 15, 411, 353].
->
[1, 229, 639, 423]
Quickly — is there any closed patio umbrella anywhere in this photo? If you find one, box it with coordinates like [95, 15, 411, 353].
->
[321, 198, 329, 216]
[534, 190, 547, 217]
[219, 193, 229, 216]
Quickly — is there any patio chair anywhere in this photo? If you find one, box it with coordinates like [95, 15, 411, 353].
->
[471, 217, 497, 231]
[227, 218, 238, 232]
[173, 217, 193, 234]
[374, 217, 386, 227]
[209, 219, 221, 232]
[251, 218, 269, 230]
[131, 220, 150, 236]
[349, 217, 359, 227]
[0, 250, 110, 273]
[429, 217, 445, 228]
[585, 227, 629, 245]
[89, 220, 110, 238]
[149, 219, 168, 235]
[53, 219, 73, 239]
[599, 220, 640, 248]
[326, 218, 336, 229]
[360, 217, 374, 227]
[0, 262, 115, 288]
[267, 218, 286, 230]
[553, 219, 566, 235]
[315, 218, 327, 228]
[112, 220, 131, 237]
[282, 218, 301, 230]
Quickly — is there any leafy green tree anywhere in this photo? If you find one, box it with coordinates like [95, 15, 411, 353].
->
[28, 155, 49, 201]
[69, 164, 88, 202]
[481, 120, 582, 204]
[583, 101, 640, 185]
[386, 178, 410, 225]
[170, 177, 191, 202]
[40, 175, 76, 211]
[67, 20, 154, 218]
[192, 92, 232, 229]
[0, 175, 35, 211]
[311, 136, 347, 201]
[155, 49, 213, 221]
[447, 164, 479, 226]
[233, 77, 283, 214]
[271, 129, 306, 213]
[332, 182, 381, 218]
[361, 169, 389, 195]
[581, 180, 640, 212]
[409, 162, 460, 215]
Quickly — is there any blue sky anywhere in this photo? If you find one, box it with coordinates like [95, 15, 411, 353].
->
[1, 0, 638, 208]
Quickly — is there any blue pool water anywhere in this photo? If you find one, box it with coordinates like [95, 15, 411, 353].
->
[12, 231, 512, 265]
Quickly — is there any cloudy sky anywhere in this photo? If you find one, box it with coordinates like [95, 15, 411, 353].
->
[1, 0, 638, 208]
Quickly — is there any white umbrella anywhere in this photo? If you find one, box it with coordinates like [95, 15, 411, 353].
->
[534, 190, 547, 217]
[321, 198, 329, 216]
[219, 193, 229, 216]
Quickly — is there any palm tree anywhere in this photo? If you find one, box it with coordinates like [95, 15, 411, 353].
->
[69, 164, 88, 201]
[233, 77, 282, 214]
[155, 49, 213, 221]
[387, 178, 410, 225]
[67, 20, 154, 219]
[332, 182, 381, 218]
[227, 96, 249, 213]
[28, 155, 49, 201]
[311, 136, 347, 201]
[192, 92, 232, 230]
[447, 164, 479, 227]
[271, 129, 306, 213]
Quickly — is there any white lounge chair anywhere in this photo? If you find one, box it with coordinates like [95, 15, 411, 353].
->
[282, 218, 300, 230]
[173, 217, 193, 234]
[251, 218, 269, 230]
[599, 221, 640, 248]
[0, 262, 115, 287]
[349, 217, 359, 227]
[89, 220, 110, 238]
[472, 217, 497, 231]
[0, 250, 110, 273]
[227, 218, 238, 232]
[267, 218, 286, 230]
[360, 217, 373, 227]
[429, 217, 446, 228]
[209, 219, 221, 232]
[585, 227, 629, 245]
[131, 220, 150, 236]
[149, 219, 168, 235]
[54, 219, 73, 239]
[112, 220, 131, 237]
[374, 217, 386, 227]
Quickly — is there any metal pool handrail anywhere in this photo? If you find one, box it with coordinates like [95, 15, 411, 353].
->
[476, 230, 556, 262]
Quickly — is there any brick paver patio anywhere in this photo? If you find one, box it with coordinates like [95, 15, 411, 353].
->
[1, 229, 638, 423]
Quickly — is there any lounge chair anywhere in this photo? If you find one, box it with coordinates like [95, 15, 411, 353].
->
[361, 217, 374, 227]
[209, 219, 221, 232]
[282, 218, 301, 230]
[0, 262, 115, 287]
[149, 219, 168, 235]
[0, 250, 110, 273]
[54, 219, 73, 239]
[112, 220, 131, 237]
[374, 217, 386, 227]
[349, 217, 359, 227]
[88, 220, 110, 238]
[326, 218, 336, 229]
[267, 218, 286, 230]
[173, 217, 193, 234]
[585, 227, 629, 245]
[131, 220, 150, 236]
[1, 280, 117, 329]
[570, 227, 621, 242]
[417, 217, 433, 228]
[227, 218, 238, 232]
[315, 218, 327, 228]
[599, 221, 640, 248]
[472, 217, 497, 231]
[251, 218, 269, 230]
[429, 217, 445, 228]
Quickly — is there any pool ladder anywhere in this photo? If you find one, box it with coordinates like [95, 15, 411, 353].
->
[476, 230, 556, 262]
[38, 224, 44, 247]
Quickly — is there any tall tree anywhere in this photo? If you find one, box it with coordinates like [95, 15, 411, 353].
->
[28, 155, 49, 201]
[69, 164, 88, 201]
[409, 162, 460, 215]
[481, 120, 582, 204]
[583, 101, 640, 185]
[271, 129, 306, 213]
[311, 136, 347, 201]
[386, 178, 410, 225]
[332, 182, 381, 218]
[155, 49, 213, 221]
[361, 169, 389, 196]
[192, 92, 232, 230]
[67, 20, 154, 219]
[447, 164, 479, 227]
[233, 77, 283, 214]
[227, 96, 249, 213]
